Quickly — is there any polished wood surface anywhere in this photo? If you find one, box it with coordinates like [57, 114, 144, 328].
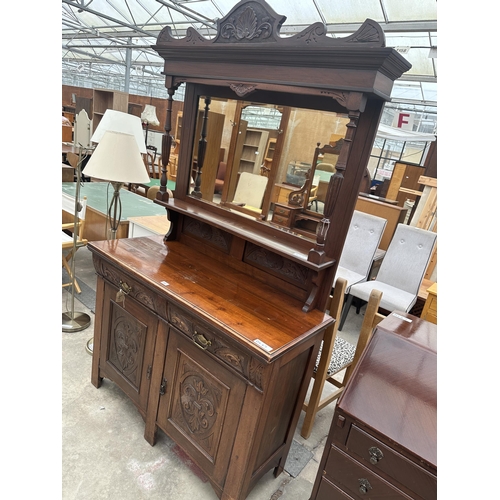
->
[310, 311, 437, 500]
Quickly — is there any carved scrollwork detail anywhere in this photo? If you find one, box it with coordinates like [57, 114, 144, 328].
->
[244, 243, 308, 285]
[229, 83, 258, 97]
[109, 314, 144, 388]
[347, 22, 382, 44]
[249, 358, 264, 390]
[184, 218, 231, 252]
[221, 6, 272, 41]
[294, 23, 326, 44]
[180, 373, 219, 434]
[169, 307, 192, 334]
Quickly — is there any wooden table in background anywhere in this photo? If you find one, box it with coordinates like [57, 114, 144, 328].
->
[62, 182, 166, 241]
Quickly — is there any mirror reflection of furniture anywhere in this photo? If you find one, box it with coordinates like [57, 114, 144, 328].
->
[339, 223, 437, 330]
[300, 279, 384, 439]
[214, 161, 226, 194]
[231, 172, 268, 216]
[84, 131, 151, 239]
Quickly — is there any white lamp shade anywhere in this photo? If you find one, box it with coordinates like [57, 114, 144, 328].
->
[91, 110, 147, 154]
[141, 104, 160, 126]
[84, 131, 151, 184]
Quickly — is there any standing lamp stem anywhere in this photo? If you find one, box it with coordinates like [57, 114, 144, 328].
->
[62, 146, 91, 333]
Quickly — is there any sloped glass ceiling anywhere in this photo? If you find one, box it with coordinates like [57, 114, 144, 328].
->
[62, 0, 437, 115]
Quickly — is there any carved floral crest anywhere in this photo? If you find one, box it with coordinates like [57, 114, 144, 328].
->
[221, 6, 272, 41]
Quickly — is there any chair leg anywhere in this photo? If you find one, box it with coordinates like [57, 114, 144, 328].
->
[338, 294, 353, 331]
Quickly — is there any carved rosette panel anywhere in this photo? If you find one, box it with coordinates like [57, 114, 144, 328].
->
[108, 306, 146, 390]
[172, 356, 227, 458]
[244, 243, 309, 287]
[183, 218, 232, 253]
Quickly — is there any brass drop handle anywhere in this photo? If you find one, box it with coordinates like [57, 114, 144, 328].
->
[193, 331, 212, 350]
[358, 478, 372, 494]
[116, 281, 132, 303]
[369, 446, 384, 464]
[119, 281, 132, 294]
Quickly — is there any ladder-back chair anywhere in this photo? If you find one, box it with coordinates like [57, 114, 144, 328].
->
[300, 278, 384, 439]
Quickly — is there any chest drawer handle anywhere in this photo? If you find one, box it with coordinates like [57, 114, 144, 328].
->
[358, 478, 372, 494]
[368, 446, 384, 464]
[193, 331, 212, 350]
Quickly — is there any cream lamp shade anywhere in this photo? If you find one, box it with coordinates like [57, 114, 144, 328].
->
[91, 109, 147, 154]
[84, 131, 150, 184]
[141, 104, 160, 126]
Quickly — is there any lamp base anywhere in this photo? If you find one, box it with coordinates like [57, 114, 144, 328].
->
[86, 337, 94, 355]
[62, 311, 91, 332]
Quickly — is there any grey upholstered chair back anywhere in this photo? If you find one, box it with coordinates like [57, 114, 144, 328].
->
[339, 211, 387, 279]
[376, 224, 437, 296]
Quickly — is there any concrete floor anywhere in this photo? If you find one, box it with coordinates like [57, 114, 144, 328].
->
[62, 243, 366, 500]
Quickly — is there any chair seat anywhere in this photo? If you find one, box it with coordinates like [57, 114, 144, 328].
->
[334, 266, 365, 293]
[349, 280, 416, 312]
[315, 336, 356, 376]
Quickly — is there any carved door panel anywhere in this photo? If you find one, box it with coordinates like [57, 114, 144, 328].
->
[99, 282, 158, 414]
[157, 326, 247, 489]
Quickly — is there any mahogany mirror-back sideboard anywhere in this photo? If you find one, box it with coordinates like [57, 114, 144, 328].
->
[87, 2, 411, 499]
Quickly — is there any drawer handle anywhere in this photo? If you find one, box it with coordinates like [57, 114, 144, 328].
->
[116, 281, 132, 303]
[193, 331, 212, 350]
[358, 478, 372, 494]
[369, 446, 384, 464]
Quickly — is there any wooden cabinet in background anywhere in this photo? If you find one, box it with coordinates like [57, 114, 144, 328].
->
[237, 128, 269, 175]
[92, 88, 129, 134]
[310, 312, 437, 500]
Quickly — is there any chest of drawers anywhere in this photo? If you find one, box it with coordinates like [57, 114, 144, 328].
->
[310, 312, 437, 500]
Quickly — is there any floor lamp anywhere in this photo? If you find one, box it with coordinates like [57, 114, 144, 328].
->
[82, 130, 150, 352]
[141, 104, 160, 147]
[62, 146, 92, 333]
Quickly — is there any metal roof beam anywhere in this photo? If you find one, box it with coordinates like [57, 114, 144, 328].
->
[62, 0, 152, 36]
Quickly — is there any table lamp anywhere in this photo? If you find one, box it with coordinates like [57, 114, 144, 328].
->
[83, 130, 150, 239]
[141, 104, 160, 147]
[91, 109, 147, 154]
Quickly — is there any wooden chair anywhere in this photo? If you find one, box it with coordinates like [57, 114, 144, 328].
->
[62, 193, 88, 294]
[300, 277, 384, 439]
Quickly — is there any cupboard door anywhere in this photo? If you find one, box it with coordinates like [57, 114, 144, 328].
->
[157, 326, 246, 489]
[99, 282, 158, 414]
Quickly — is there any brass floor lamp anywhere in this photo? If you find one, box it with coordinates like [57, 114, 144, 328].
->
[62, 147, 92, 333]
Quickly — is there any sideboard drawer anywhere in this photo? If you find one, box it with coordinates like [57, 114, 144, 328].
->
[316, 476, 355, 500]
[347, 425, 437, 499]
[168, 304, 265, 390]
[324, 445, 412, 500]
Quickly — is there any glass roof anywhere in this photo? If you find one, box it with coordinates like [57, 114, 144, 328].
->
[62, 0, 437, 106]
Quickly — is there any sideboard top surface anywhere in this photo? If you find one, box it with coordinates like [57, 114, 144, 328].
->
[338, 312, 437, 467]
[88, 235, 332, 360]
